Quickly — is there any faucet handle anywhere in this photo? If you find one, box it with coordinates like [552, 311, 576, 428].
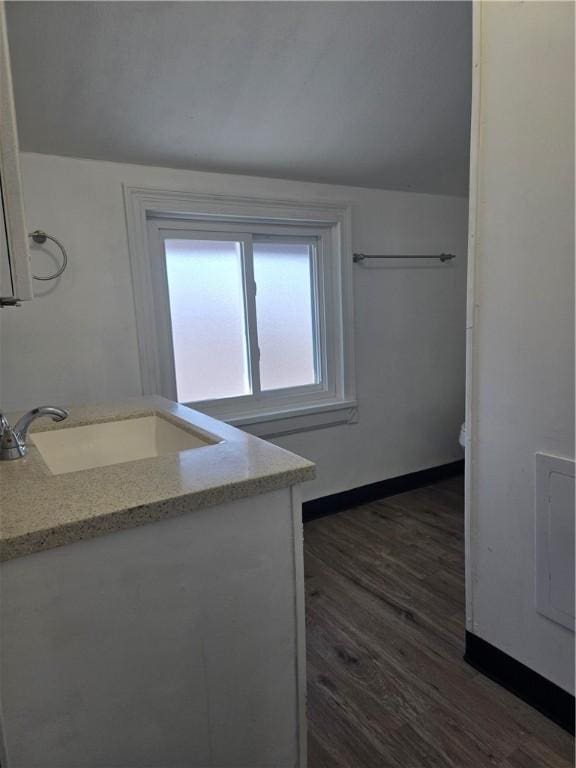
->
[0, 414, 25, 460]
[0, 413, 14, 446]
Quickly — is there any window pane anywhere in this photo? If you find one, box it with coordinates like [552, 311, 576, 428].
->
[164, 239, 250, 402]
[253, 241, 317, 391]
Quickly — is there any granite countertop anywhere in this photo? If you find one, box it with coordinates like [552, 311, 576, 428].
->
[0, 397, 315, 562]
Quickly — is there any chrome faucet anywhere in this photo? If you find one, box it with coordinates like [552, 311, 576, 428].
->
[0, 406, 68, 460]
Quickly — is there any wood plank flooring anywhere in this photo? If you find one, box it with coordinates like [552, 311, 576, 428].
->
[304, 476, 574, 768]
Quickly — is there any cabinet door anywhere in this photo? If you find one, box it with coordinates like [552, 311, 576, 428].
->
[0, 0, 32, 305]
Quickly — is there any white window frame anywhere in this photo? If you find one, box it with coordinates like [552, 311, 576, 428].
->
[124, 186, 357, 437]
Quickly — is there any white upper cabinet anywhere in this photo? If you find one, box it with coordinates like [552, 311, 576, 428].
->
[0, 1, 32, 306]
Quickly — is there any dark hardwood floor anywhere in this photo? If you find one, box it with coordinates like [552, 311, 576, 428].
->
[304, 476, 574, 768]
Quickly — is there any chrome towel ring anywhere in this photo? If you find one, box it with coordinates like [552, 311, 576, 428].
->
[28, 230, 68, 281]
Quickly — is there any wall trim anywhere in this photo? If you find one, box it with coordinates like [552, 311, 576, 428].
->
[464, 631, 575, 735]
[302, 460, 464, 523]
[463, 0, 483, 636]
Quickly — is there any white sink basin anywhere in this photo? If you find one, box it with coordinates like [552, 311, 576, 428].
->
[31, 414, 220, 475]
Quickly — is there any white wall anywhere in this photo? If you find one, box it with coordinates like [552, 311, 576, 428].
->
[0, 152, 468, 500]
[466, 1, 574, 691]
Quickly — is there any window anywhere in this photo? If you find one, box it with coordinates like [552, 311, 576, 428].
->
[160, 230, 320, 404]
[125, 188, 356, 436]
[164, 236, 252, 403]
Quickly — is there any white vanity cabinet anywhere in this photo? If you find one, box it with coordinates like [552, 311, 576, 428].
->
[0, 398, 313, 767]
[0, 487, 308, 768]
[0, 1, 32, 306]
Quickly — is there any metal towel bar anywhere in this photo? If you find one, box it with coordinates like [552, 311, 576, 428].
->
[353, 252, 455, 263]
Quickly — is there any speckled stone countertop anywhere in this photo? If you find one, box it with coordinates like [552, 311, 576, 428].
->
[0, 397, 315, 562]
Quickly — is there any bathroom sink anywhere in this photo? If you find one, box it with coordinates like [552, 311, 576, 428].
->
[31, 414, 220, 475]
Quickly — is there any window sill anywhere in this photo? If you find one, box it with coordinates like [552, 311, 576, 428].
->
[194, 399, 358, 439]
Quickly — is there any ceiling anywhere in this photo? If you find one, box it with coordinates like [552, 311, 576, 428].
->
[6, 1, 472, 196]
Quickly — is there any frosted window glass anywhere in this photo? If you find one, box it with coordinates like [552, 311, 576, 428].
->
[253, 242, 317, 391]
[164, 239, 250, 402]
